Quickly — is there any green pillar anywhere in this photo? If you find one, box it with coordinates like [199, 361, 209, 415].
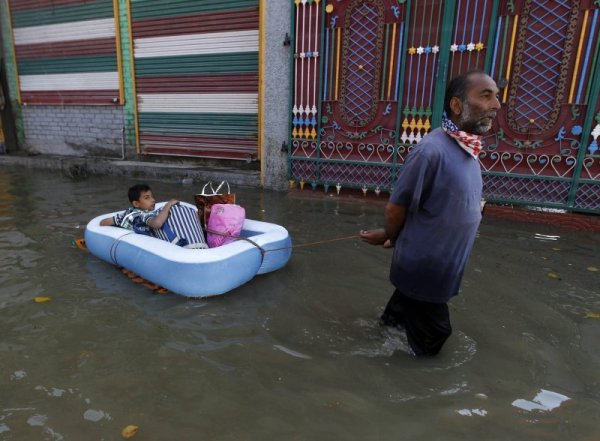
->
[0, 1, 24, 147]
[567, 39, 600, 209]
[117, 0, 137, 148]
[431, 0, 457, 128]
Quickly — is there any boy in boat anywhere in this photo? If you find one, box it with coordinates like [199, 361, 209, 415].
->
[100, 184, 179, 235]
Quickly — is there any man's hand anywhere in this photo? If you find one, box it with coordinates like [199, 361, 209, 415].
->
[359, 228, 390, 246]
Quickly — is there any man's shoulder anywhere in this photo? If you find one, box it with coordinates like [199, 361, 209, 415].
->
[416, 127, 460, 158]
[409, 128, 449, 158]
[419, 127, 451, 146]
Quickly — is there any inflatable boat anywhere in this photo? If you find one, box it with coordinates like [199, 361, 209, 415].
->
[84, 202, 292, 297]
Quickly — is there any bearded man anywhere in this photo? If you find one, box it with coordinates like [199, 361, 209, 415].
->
[360, 71, 501, 356]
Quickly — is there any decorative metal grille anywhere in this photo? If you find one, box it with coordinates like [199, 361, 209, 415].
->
[483, 175, 571, 205]
[339, 1, 384, 127]
[507, 0, 578, 132]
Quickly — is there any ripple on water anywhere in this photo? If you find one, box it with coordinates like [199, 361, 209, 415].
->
[348, 321, 412, 357]
[0, 229, 43, 304]
[343, 318, 477, 370]
[512, 389, 571, 412]
[27, 414, 48, 427]
[1, 380, 108, 439]
[83, 409, 111, 422]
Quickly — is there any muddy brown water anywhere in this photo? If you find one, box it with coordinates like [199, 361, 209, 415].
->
[0, 168, 598, 440]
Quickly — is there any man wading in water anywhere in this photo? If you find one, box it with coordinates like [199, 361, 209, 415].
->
[360, 71, 501, 356]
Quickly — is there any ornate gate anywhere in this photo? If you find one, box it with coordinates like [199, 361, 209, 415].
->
[287, 0, 600, 213]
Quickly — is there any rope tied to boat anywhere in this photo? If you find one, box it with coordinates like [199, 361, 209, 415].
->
[272, 234, 359, 250]
[205, 228, 267, 264]
[108, 231, 135, 265]
[205, 228, 359, 255]
[75, 232, 360, 296]
[80, 232, 360, 264]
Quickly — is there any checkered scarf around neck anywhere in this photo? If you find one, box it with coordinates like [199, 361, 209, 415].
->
[441, 113, 482, 159]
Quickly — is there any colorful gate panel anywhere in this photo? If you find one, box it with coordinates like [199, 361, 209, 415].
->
[400, 0, 442, 146]
[447, 0, 495, 77]
[481, 0, 599, 211]
[7, 0, 120, 105]
[130, 0, 259, 160]
[291, 0, 407, 190]
[288, 0, 600, 213]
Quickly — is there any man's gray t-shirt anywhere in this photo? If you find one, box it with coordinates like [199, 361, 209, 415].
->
[389, 128, 482, 303]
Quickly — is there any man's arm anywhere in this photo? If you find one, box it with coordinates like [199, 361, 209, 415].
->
[359, 202, 407, 246]
[384, 202, 407, 244]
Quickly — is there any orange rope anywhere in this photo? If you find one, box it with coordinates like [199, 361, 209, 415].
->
[283, 234, 359, 249]
[206, 230, 360, 252]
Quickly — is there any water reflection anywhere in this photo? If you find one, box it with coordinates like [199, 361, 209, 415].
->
[512, 389, 571, 412]
[0, 168, 598, 440]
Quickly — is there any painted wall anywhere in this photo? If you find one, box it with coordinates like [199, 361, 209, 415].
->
[1, 0, 285, 185]
[21, 105, 124, 157]
[261, 0, 292, 189]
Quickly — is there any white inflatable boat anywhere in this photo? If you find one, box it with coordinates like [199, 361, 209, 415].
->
[84, 202, 292, 297]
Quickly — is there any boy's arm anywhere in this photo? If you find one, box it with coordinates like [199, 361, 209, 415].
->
[100, 216, 115, 226]
[147, 199, 179, 229]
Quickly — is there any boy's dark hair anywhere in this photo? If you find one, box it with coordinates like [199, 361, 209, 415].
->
[443, 70, 486, 115]
[128, 184, 151, 203]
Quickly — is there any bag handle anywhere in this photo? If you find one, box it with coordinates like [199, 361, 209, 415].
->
[200, 181, 230, 196]
[200, 182, 212, 195]
[214, 181, 230, 195]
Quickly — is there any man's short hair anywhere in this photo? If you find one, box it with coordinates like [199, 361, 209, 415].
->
[443, 70, 487, 115]
[128, 184, 151, 203]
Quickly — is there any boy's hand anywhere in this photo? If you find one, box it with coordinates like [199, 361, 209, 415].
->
[148, 199, 179, 229]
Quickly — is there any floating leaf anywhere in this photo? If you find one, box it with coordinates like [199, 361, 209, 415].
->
[585, 312, 600, 319]
[121, 425, 139, 439]
[547, 272, 560, 280]
[551, 248, 561, 251]
[587, 266, 598, 272]
[34, 296, 51, 303]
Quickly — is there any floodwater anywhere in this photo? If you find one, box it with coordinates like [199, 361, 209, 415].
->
[0, 167, 598, 441]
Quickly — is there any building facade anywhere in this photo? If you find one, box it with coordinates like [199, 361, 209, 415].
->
[1, 0, 599, 212]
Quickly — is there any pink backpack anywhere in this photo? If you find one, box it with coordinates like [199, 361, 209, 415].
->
[206, 203, 245, 248]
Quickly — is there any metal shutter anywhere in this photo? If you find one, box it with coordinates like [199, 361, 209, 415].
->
[130, 0, 260, 160]
[8, 0, 120, 105]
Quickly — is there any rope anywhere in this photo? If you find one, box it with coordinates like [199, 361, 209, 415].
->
[205, 228, 267, 264]
[283, 234, 359, 250]
[77, 231, 359, 269]
[205, 229, 359, 254]
[109, 231, 134, 265]
[74, 232, 359, 294]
